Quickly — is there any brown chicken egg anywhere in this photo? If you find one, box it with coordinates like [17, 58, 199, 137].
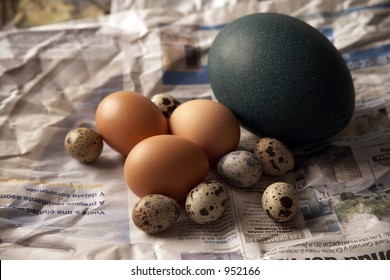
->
[124, 134, 209, 202]
[95, 91, 169, 156]
[169, 99, 241, 164]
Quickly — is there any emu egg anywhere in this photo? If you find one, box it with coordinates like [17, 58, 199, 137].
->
[208, 13, 355, 146]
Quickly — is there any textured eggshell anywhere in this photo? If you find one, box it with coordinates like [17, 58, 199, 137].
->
[217, 150, 262, 188]
[64, 127, 103, 163]
[132, 194, 181, 234]
[96, 91, 169, 156]
[253, 137, 294, 176]
[124, 135, 209, 202]
[208, 13, 355, 146]
[169, 99, 241, 164]
[151, 93, 180, 118]
[262, 182, 299, 222]
[185, 180, 229, 224]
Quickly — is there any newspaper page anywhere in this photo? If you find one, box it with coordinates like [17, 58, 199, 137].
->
[1, 0, 390, 260]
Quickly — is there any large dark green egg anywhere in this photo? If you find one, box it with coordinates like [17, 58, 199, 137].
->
[208, 13, 355, 146]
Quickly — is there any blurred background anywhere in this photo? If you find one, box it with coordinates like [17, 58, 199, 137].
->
[0, 0, 111, 29]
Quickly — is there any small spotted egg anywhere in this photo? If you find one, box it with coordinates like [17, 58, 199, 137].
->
[151, 93, 180, 118]
[185, 180, 229, 224]
[262, 182, 299, 222]
[132, 194, 181, 234]
[253, 137, 294, 177]
[64, 127, 103, 163]
[216, 150, 262, 188]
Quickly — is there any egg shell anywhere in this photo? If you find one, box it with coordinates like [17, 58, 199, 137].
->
[262, 182, 299, 222]
[185, 180, 229, 224]
[95, 91, 169, 156]
[64, 127, 103, 163]
[132, 194, 181, 234]
[169, 99, 241, 164]
[253, 137, 294, 176]
[124, 134, 209, 202]
[217, 150, 262, 188]
[151, 93, 180, 118]
[208, 13, 355, 146]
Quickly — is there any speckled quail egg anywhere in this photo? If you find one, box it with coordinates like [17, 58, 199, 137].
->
[185, 180, 229, 224]
[132, 194, 181, 234]
[262, 182, 299, 222]
[253, 137, 294, 177]
[64, 127, 103, 163]
[216, 150, 262, 188]
[151, 93, 180, 118]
